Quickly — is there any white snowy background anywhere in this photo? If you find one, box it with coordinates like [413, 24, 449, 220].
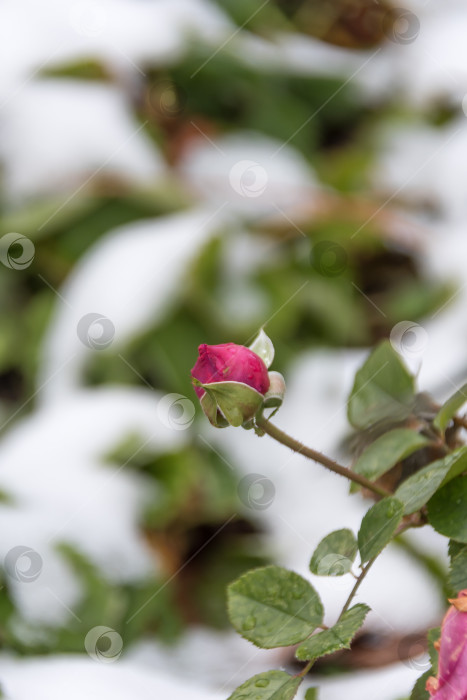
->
[1, 0, 467, 698]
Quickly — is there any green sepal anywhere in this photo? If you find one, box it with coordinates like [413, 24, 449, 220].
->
[200, 389, 229, 428]
[249, 329, 275, 368]
[194, 378, 265, 427]
[207, 381, 264, 426]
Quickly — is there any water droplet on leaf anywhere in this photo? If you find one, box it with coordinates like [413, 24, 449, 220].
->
[242, 615, 256, 631]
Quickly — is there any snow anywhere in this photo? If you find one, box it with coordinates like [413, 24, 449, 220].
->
[374, 118, 467, 221]
[128, 629, 282, 689]
[309, 662, 424, 700]
[179, 131, 318, 217]
[387, 3, 467, 106]
[373, 139, 467, 402]
[38, 208, 231, 400]
[0, 386, 189, 624]
[0, 0, 231, 100]
[0, 80, 166, 203]
[0, 650, 425, 700]
[128, 629, 425, 698]
[0, 655, 224, 700]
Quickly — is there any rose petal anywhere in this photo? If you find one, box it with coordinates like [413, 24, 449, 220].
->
[428, 591, 467, 699]
[191, 343, 270, 396]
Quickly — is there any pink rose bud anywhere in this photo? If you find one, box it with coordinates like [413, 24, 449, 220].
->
[426, 590, 467, 699]
[191, 342, 271, 428]
[191, 343, 270, 398]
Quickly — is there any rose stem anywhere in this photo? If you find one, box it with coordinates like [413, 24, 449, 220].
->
[295, 556, 379, 679]
[255, 415, 391, 498]
[339, 557, 377, 618]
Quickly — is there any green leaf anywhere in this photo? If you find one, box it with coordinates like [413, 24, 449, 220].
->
[227, 670, 301, 700]
[428, 476, 467, 543]
[304, 688, 318, 700]
[227, 566, 323, 648]
[427, 476, 467, 543]
[347, 341, 415, 429]
[352, 429, 429, 484]
[427, 626, 440, 675]
[449, 539, 465, 559]
[449, 542, 467, 592]
[438, 447, 467, 486]
[358, 497, 404, 563]
[41, 58, 113, 81]
[296, 604, 370, 661]
[433, 382, 467, 433]
[410, 670, 431, 700]
[309, 529, 358, 576]
[395, 448, 467, 515]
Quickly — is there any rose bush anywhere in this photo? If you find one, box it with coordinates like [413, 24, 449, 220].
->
[191, 337, 467, 700]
